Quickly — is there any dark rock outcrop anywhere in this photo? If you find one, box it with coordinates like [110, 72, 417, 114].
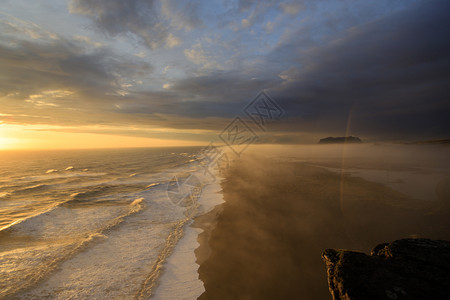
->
[322, 239, 450, 300]
[319, 136, 362, 144]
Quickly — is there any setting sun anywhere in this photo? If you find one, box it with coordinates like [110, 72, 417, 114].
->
[0, 123, 203, 150]
[0, 136, 13, 150]
[0, 125, 17, 150]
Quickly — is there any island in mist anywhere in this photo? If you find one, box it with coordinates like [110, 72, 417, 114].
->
[319, 136, 363, 144]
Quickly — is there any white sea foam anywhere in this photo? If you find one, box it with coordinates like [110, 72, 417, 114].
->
[152, 165, 225, 300]
[20, 171, 107, 182]
[9, 162, 194, 298]
[0, 197, 147, 298]
[16, 186, 185, 299]
[0, 147, 214, 298]
[152, 221, 203, 300]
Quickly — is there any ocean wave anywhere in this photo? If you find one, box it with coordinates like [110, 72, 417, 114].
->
[1, 185, 128, 232]
[65, 183, 148, 206]
[68, 186, 112, 201]
[1, 191, 146, 235]
[129, 197, 144, 213]
[0, 202, 60, 232]
[146, 182, 163, 189]
[136, 218, 189, 299]
[0, 147, 203, 298]
[14, 183, 54, 194]
[46, 169, 58, 174]
[0, 192, 10, 199]
[1, 197, 147, 298]
[20, 172, 107, 182]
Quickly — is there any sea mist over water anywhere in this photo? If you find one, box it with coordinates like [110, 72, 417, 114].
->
[198, 143, 450, 299]
[245, 143, 450, 243]
[249, 143, 450, 202]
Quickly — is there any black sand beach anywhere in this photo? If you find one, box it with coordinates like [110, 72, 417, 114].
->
[194, 155, 450, 299]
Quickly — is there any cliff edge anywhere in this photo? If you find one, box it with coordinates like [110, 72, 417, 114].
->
[322, 239, 450, 299]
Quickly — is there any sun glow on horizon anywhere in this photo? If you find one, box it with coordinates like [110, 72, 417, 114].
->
[0, 135, 18, 150]
[0, 124, 20, 150]
[0, 123, 203, 150]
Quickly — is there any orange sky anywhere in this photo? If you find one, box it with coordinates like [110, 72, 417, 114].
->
[0, 124, 203, 150]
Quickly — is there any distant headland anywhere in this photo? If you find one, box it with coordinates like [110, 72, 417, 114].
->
[405, 138, 450, 145]
[319, 136, 362, 144]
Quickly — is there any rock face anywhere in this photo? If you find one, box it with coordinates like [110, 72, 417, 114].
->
[319, 136, 362, 144]
[322, 239, 450, 300]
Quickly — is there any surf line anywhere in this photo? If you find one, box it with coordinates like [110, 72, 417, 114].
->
[135, 217, 190, 299]
[136, 192, 202, 299]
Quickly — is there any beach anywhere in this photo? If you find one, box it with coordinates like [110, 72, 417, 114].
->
[0, 145, 448, 298]
[194, 147, 450, 299]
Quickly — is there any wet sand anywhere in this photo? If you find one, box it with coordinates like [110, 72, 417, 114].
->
[194, 155, 450, 299]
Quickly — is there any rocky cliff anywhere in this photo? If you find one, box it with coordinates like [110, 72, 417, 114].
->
[322, 239, 450, 299]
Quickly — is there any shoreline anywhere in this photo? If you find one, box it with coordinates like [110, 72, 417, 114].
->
[151, 168, 225, 300]
[194, 154, 450, 299]
[192, 203, 224, 267]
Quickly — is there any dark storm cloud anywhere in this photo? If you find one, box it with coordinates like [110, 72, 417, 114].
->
[166, 0, 450, 140]
[266, 0, 450, 139]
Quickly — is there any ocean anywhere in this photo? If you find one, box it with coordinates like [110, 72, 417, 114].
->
[0, 147, 223, 299]
[1, 144, 448, 299]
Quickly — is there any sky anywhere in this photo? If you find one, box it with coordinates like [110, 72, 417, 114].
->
[0, 0, 449, 149]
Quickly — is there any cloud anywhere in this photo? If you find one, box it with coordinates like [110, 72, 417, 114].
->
[160, 0, 203, 31]
[0, 37, 152, 99]
[165, 33, 181, 48]
[266, 0, 450, 139]
[265, 21, 275, 33]
[134, 51, 147, 58]
[69, 0, 201, 49]
[279, 2, 304, 15]
[25, 90, 74, 107]
[147, 0, 450, 140]
[241, 19, 251, 28]
[184, 43, 221, 70]
[0, 13, 59, 41]
[278, 67, 299, 82]
[73, 35, 104, 48]
[69, 0, 166, 49]
[1, 0, 449, 142]
[236, 1, 279, 30]
[0, 27, 154, 126]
